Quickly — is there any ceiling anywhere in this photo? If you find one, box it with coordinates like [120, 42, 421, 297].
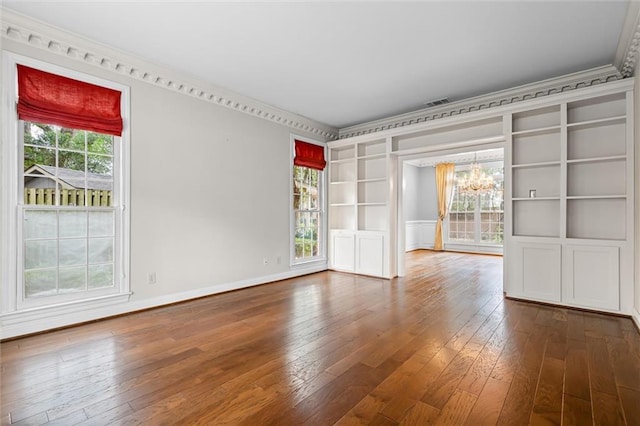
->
[2, 1, 632, 129]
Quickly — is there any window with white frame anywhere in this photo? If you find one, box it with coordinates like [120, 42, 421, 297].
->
[4, 55, 129, 311]
[291, 138, 326, 264]
[448, 164, 504, 245]
[293, 165, 323, 262]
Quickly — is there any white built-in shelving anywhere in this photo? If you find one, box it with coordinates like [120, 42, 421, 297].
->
[328, 138, 391, 277]
[507, 88, 633, 312]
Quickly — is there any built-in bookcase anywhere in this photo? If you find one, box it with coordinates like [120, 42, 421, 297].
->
[565, 93, 627, 240]
[328, 139, 391, 277]
[511, 106, 561, 238]
[507, 87, 633, 312]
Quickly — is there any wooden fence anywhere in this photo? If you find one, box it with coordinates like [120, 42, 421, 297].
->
[24, 188, 112, 206]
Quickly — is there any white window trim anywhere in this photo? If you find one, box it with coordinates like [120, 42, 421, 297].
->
[1, 52, 131, 325]
[289, 134, 327, 267]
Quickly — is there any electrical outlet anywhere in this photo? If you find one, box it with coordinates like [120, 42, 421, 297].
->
[263, 257, 268, 265]
[148, 272, 157, 284]
[276, 256, 281, 265]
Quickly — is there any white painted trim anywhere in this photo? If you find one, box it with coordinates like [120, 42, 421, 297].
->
[616, 1, 640, 77]
[2, 52, 131, 313]
[1, 262, 328, 339]
[0, 8, 338, 140]
[633, 307, 640, 332]
[337, 76, 631, 143]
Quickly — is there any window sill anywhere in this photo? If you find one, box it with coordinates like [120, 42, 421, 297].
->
[291, 257, 328, 269]
[1, 292, 132, 339]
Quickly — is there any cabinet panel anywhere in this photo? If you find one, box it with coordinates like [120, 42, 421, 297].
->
[563, 245, 619, 310]
[330, 231, 355, 271]
[356, 234, 384, 276]
[510, 242, 561, 302]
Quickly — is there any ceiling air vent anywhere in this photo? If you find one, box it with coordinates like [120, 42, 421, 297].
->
[423, 97, 449, 108]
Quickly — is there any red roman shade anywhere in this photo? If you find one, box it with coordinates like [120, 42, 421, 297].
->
[17, 64, 123, 136]
[294, 140, 326, 170]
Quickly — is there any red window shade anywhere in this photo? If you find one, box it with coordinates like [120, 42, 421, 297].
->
[294, 140, 326, 170]
[17, 64, 123, 136]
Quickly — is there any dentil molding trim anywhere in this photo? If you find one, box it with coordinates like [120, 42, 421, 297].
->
[0, 9, 339, 141]
[339, 65, 623, 139]
[615, 0, 640, 78]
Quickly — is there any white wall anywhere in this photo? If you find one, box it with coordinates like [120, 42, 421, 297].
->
[1, 24, 333, 336]
[403, 163, 420, 221]
[403, 163, 438, 222]
[418, 166, 438, 220]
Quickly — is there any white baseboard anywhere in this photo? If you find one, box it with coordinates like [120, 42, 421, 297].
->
[1, 263, 327, 340]
[633, 307, 640, 333]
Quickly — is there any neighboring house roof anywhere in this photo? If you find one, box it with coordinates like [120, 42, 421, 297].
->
[24, 164, 113, 190]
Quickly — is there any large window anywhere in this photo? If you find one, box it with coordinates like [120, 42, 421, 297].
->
[293, 165, 322, 262]
[22, 123, 117, 300]
[448, 164, 504, 245]
[3, 55, 129, 313]
[291, 138, 326, 265]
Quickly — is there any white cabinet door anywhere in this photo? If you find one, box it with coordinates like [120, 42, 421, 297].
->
[356, 233, 384, 277]
[509, 242, 561, 303]
[330, 231, 355, 272]
[563, 245, 619, 311]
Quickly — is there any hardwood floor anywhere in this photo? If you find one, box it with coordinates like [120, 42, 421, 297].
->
[2, 250, 639, 425]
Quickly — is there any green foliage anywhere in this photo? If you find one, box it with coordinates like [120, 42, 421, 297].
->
[23, 122, 113, 175]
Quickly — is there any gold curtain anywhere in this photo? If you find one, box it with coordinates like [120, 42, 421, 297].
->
[434, 162, 456, 251]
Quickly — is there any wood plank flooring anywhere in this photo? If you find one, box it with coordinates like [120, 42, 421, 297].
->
[1, 250, 639, 425]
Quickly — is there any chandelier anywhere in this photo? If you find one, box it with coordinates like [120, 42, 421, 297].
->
[457, 156, 494, 194]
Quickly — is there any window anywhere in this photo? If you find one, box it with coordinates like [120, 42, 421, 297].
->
[3, 54, 129, 312]
[291, 138, 326, 264]
[448, 164, 504, 245]
[22, 123, 117, 300]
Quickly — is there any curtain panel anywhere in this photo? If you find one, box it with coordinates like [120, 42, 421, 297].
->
[434, 162, 456, 251]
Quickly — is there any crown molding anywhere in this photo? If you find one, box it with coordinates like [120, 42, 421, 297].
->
[615, 0, 640, 78]
[338, 65, 622, 139]
[0, 8, 339, 141]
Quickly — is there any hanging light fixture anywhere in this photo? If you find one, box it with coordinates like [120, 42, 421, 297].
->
[457, 153, 494, 194]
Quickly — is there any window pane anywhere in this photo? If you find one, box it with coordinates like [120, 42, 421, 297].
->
[24, 210, 57, 239]
[59, 239, 87, 267]
[89, 211, 114, 237]
[58, 150, 85, 172]
[58, 127, 84, 151]
[25, 240, 58, 269]
[24, 145, 56, 169]
[24, 122, 56, 148]
[88, 238, 113, 264]
[25, 269, 57, 297]
[88, 154, 113, 176]
[87, 132, 113, 155]
[59, 266, 86, 293]
[59, 211, 87, 238]
[88, 264, 113, 289]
